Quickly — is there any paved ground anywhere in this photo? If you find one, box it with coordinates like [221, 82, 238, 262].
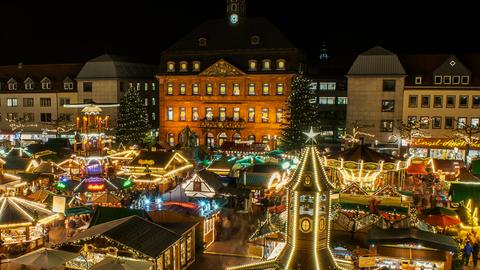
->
[189, 254, 259, 270]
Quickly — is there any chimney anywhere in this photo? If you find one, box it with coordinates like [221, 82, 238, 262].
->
[18, 62, 23, 69]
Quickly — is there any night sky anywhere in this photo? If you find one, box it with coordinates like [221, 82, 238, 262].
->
[0, 1, 478, 65]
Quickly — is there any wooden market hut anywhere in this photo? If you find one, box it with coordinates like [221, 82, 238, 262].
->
[59, 215, 197, 270]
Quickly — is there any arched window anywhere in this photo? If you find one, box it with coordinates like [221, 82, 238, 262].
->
[248, 60, 257, 71]
[41, 77, 52, 90]
[218, 132, 228, 146]
[262, 59, 271, 71]
[167, 61, 175, 72]
[198, 37, 207, 47]
[168, 133, 175, 146]
[250, 35, 260, 45]
[192, 61, 201, 71]
[179, 61, 188, 72]
[276, 59, 286, 70]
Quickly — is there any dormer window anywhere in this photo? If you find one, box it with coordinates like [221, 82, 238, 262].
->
[63, 77, 74, 90]
[179, 61, 188, 72]
[452, 76, 460, 84]
[276, 59, 286, 70]
[443, 75, 451, 85]
[192, 61, 201, 71]
[462, 76, 470, 85]
[198, 37, 207, 47]
[8, 78, 17, 90]
[167, 61, 175, 72]
[41, 77, 52, 90]
[250, 35, 260, 45]
[434, 76, 442, 85]
[415, 76, 422, 85]
[248, 60, 257, 71]
[24, 77, 34, 90]
[262, 59, 271, 71]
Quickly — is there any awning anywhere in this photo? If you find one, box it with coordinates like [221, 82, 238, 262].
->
[406, 163, 428, 175]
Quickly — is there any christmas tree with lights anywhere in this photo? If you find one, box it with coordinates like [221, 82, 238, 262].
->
[281, 75, 318, 150]
[116, 86, 149, 145]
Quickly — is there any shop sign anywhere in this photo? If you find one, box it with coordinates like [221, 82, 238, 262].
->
[359, 256, 377, 268]
[411, 138, 480, 150]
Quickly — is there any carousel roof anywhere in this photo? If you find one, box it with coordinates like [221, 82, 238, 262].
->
[0, 196, 57, 228]
[328, 144, 397, 163]
[129, 151, 188, 168]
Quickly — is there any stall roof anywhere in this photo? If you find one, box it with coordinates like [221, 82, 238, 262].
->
[328, 144, 397, 163]
[0, 196, 57, 227]
[65, 206, 94, 217]
[368, 228, 458, 252]
[455, 167, 480, 182]
[449, 182, 480, 203]
[432, 159, 463, 174]
[67, 216, 192, 259]
[88, 206, 151, 228]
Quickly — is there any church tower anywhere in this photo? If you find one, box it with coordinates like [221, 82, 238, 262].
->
[226, 0, 246, 25]
[228, 129, 338, 270]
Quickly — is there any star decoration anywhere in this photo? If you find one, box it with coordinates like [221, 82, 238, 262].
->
[303, 127, 320, 144]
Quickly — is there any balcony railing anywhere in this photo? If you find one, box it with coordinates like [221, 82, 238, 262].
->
[199, 117, 246, 130]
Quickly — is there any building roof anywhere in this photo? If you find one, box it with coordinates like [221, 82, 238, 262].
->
[89, 206, 151, 228]
[347, 46, 406, 76]
[67, 216, 190, 258]
[0, 63, 82, 92]
[368, 228, 458, 252]
[76, 54, 157, 80]
[399, 53, 480, 86]
[160, 17, 302, 74]
[196, 169, 224, 191]
[158, 222, 198, 235]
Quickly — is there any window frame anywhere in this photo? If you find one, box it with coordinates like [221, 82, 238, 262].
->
[382, 80, 396, 91]
[415, 76, 422, 85]
[432, 116, 442, 129]
[433, 95, 443, 108]
[443, 75, 451, 85]
[459, 95, 469, 108]
[248, 83, 256, 96]
[462, 76, 470, 85]
[434, 76, 442, 85]
[381, 100, 395, 112]
[408, 95, 418, 108]
[421, 95, 430, 108]
[380, 120, 394, 132]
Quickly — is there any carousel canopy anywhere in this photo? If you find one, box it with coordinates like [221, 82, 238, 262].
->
[328, 144, 397, 163]
[0, 196, 58, 228]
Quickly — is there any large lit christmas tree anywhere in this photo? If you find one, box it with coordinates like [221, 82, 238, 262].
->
[281, 75, 318, 150]
[116, 86, 149, 145]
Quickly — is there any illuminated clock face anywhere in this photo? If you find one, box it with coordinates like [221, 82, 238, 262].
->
[318, 217, 326, 232]
[299, 217, 313, 233]
[230, 14, 239, 24]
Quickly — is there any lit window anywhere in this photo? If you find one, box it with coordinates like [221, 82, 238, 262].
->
[233, 83, 240, 95]
[319, 82, 336, 91]
[152, 98, 156, 106]
[309, 82, 318, 90]
[276, 83, 284, 95]
[219, 107, 226, 121]
[144, 98, 148, 106]
[7, 98, 18, 107]
[337, 97, 348, 105]
[233, 107, 240, 121]
[179, 84, 186, 95]
[180, 107, 186, 121]
[192, 108, 199, 121]
[249, 60, 257, 71]
[192, 84, 199, 95]
[471, 118, 480, 128]
[8, 78, 17, 90]
[7, 113, 17, 121]
[434, 76, 442, 84]
[63, 81, 74, 90]
[248, 83, 255, 95]
[24, 77, 34, 90]
[261, 108, 269, 123]
[205, 107, 213, 121]
[167, 107, 174, 121]
[219, 83, 226, 95]
[167, 84, 173, 95]
[458, 117, 467, 128]
[415, 76, 422, 85]
[276, 59, 286, 70]
[262, 60, 271, 70]
[206, 84, 213, 95]
[319, 97, 335, 104]
[152, 112, 156, 120]
[381, 100, 395, 112]
[136, 82, 141, 91]
[179, 61, 188, 72]
[248, 108, 255, 122]
[443, 76, 451, 84]
[168, 133, 175, 146]
[144, 82, 148, 91]
[198, 37, 207, 47]
[193, 61, 201, 71]
[151, 82, 156, 90]
[262, 83, 270, 95]
[167, 61, 175, 72]
[420, 116, 429, 129]
[459, 96, 468, 108]
[276, 108, 283, 123]
[407, 116, 417, 123]
[380, 120, 394, 132]
[41, 77, 51, 90]
[462, 76, 470, 84]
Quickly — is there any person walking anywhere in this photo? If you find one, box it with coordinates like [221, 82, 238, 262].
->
[473, 241, 480, 268]
[465, 240, 474, 266]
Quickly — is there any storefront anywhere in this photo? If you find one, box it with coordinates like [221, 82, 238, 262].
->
[410, 138, 480, 162]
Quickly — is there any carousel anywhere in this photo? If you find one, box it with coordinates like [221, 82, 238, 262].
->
[322, 142, 409, 190]
[0, 196, 59, 253]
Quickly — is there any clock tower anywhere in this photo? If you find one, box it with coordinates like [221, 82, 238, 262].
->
[228, 129, 338, 270]
[226, 0, 246, 25]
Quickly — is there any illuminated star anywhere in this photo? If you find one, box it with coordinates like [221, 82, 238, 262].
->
[303, 127, 320, 143]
